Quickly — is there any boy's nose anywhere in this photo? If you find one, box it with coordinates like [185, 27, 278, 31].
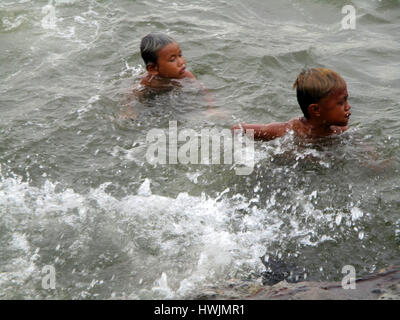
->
[345, 102, 351, 111]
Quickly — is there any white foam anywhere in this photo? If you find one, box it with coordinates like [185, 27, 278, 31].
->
[137, 178, 152, 196]
[186, 172, 202, 184]
[11, 233, 30, 253]
[76, 95, 99, 118]
[152, 272, 174, 299]
[0, 171, 365, 298]
[335, 214, 342, 226]
[2, 15, 26, 31]
[55, 0, 78, 4]
[120, 62, 144, 78]
[351, 207, 364, 221]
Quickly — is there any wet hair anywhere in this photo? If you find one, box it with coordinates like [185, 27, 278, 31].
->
[293, 68, 346, 119]
[140, 32, 176, 68]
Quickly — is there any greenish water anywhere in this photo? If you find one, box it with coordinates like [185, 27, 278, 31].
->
[0, 0, 399, 299]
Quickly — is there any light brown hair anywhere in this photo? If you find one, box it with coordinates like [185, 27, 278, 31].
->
[293, 68, 346, 118]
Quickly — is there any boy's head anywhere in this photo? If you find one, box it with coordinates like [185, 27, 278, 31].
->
[140, 32, 187, 79]
[293, 68, 348, 121]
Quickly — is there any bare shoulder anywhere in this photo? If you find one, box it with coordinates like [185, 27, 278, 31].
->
[287, 117, 307, 136]
[287, 117, 302, 129]
[184, 70, 196, 79]
[140, 73, 151, 87]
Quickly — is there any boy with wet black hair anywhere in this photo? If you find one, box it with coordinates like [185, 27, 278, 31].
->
[121, 32, 219, 119]
[139, 32, 196, 88]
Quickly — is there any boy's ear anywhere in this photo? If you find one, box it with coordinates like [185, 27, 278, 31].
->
[308, 103, 320, 117]
[146, 62, 159, 75]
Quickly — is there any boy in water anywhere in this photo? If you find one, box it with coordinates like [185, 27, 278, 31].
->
[232, 68, 351, 140]
[122, 32, 216, 119]
[139, 32, 196, 88]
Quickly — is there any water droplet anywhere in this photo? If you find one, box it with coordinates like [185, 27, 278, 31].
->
[138, 178, 152, 196]
[351, 207, 363, 221]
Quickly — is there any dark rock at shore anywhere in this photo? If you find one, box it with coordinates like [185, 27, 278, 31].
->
[260, 255, 306, 286]
[192, 264, 400, 300]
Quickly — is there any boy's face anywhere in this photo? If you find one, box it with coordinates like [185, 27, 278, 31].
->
[316, 86, 351, 126]
[151, 42, 187, 79]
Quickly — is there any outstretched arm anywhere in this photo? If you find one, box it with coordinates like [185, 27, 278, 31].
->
[231, 122, 290, 141]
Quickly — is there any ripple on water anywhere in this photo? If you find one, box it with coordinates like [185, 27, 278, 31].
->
[1, 0, 400, 299]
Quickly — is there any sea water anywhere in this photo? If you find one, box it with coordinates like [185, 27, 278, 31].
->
[1, 0, 399, 299]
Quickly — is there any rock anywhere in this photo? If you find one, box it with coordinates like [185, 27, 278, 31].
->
[371, 288, 384, 294]
[195, 264, 400, 300]
[260, 255, 306, 286]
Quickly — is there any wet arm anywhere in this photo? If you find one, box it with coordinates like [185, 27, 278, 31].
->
[231, 122, 290, 140]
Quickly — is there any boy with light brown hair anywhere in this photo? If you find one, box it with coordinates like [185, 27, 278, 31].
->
[232, 68, 352, 140]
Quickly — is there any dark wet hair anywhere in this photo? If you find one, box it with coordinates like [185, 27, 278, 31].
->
[140, 32, 175, 67]
[293, 68, 346, 119]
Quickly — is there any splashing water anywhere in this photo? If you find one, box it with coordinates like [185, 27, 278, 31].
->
[1, 0, 399, 299]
